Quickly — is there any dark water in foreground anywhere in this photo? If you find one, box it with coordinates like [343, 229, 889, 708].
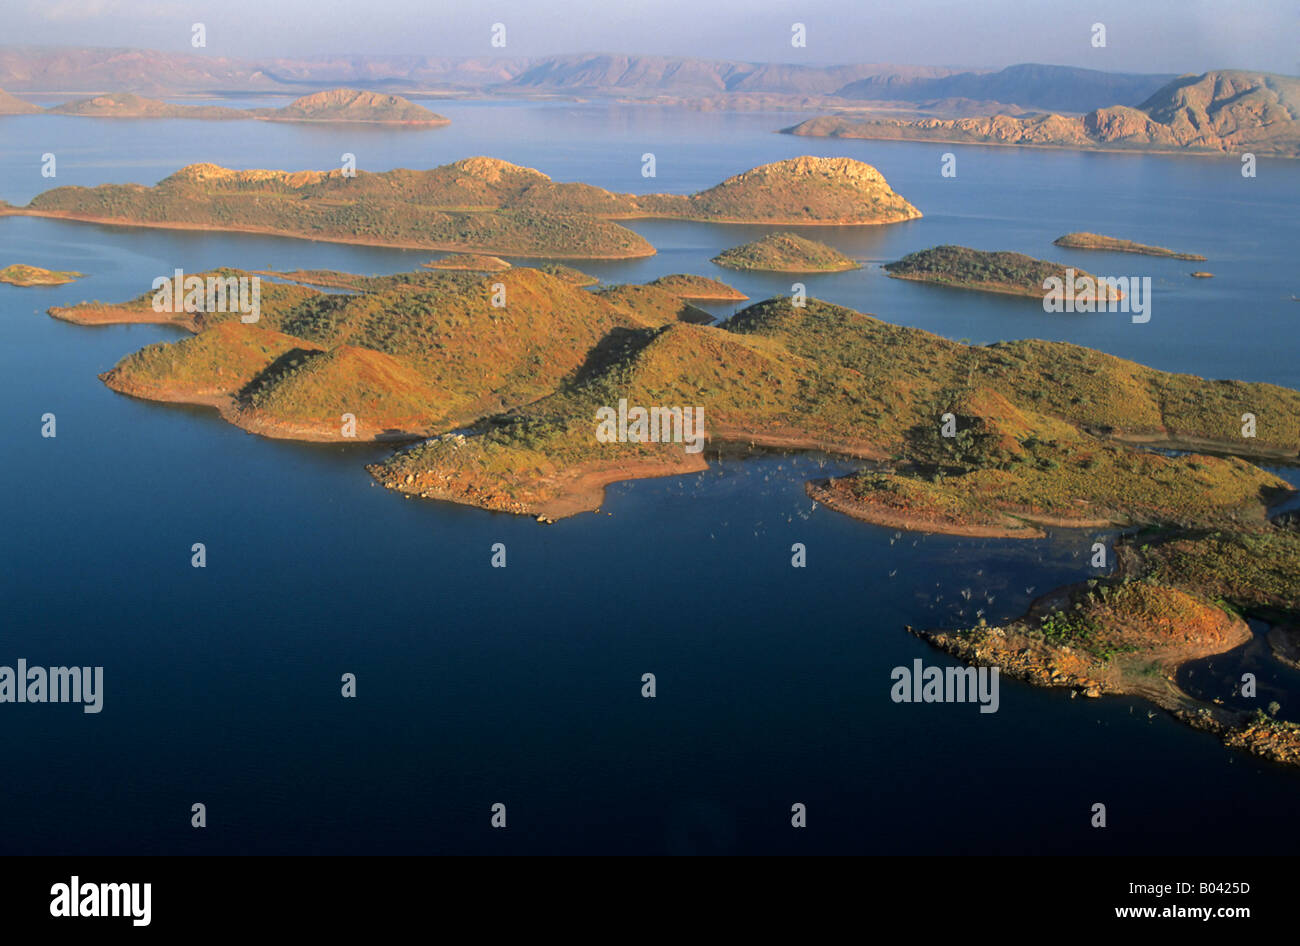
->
[1, 102, 1297, 854]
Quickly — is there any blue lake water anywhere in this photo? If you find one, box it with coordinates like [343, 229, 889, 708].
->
[1, 102, 1297, 854]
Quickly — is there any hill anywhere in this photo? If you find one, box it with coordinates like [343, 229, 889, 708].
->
[254, 88, 449, 124]
[48, 92, 247, 119]
[46, 88, 448, 124]
[87, 266, 703, 441]
[1, 48, 1183, 117]
[362, 292, 1300, 518]
[0, 88, 41, 114]
[54, 266, 1300, 511]
[884, 245, 1122, 300]
[7, 155, 920, 255]
[636, 157, 921, 225]
[786, 71, 1300, 158]
[423, 254, 511, 272]
[13, 158, 656, 259]
[712, 232, 859, 272]
[537, 263, 598, 286]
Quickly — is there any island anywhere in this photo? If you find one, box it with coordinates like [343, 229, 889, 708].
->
[1, 264, 83, 286]
[783, 71, 1300, 158]
[1054, 232, 1206, 261]
[255, 89, 450, 125]
[884, 245, 1122, 301]
[49, 93, 249, 120]
[712, 232, 859, 273]
[45, 265, 1300, 767]
[46, 88, 451, 126]
[1, 155, 920, 259]
[911, 523, 1300, 766]
[591, 284, 714, 324]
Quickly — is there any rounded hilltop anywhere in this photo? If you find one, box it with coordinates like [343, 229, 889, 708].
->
[634, 155, 921, 225]
[0, 88, 42, 115]
[16, 154, 918, 257]
[447, 156, 551, 183]
[713, 232, 859, 273]
[679, 155, 920, 224]
[162, 163, 334, 188]
[265, 88, 450, 125]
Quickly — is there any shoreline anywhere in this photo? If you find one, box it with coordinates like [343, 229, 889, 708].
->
[885, 269, 1123, 302]
[782, 126, 1299, 160]
[714, 261, 860, 274]
[909, 575, 1300, 767]
[1, 208, 659, 261]
[804, 479, 1125, 538]
[99, 374, 433, 444]
[1053, 234, 1207, 261]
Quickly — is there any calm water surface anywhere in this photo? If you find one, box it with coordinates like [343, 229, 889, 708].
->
[1, 101, 1296, 854]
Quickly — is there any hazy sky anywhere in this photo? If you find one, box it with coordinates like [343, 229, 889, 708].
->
[14, 0, 1300, 75]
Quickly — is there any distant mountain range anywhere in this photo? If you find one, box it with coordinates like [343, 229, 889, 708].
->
[787, 70, 1300, 157]
[0, 46, 1185, 115]
[835, 63, 1175, 113]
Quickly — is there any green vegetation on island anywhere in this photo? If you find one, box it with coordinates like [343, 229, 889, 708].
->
[46, 88, 451, 125]
[1054, 232, 1206, 260]
[913, 523, 1300, 767]
[884, 244, 1122, 300]
[0, 264, 84, 286]
[712, 232, 859, 273]
[537, 263, 599, 286]
[2, 155, 921, 259]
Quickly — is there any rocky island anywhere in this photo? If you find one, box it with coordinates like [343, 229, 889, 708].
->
[884, 245, 1122, 300]
[2, 155, 919, 259]
[45, 88, 451, 125]
[784, 71, 1300, 158]
[0, 264, 83, 286]
[254, 88, 450, 125]
[1054, 232, 1205, 260]
[712, 232, 859, 273]
[912, 524, 1300, 766]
